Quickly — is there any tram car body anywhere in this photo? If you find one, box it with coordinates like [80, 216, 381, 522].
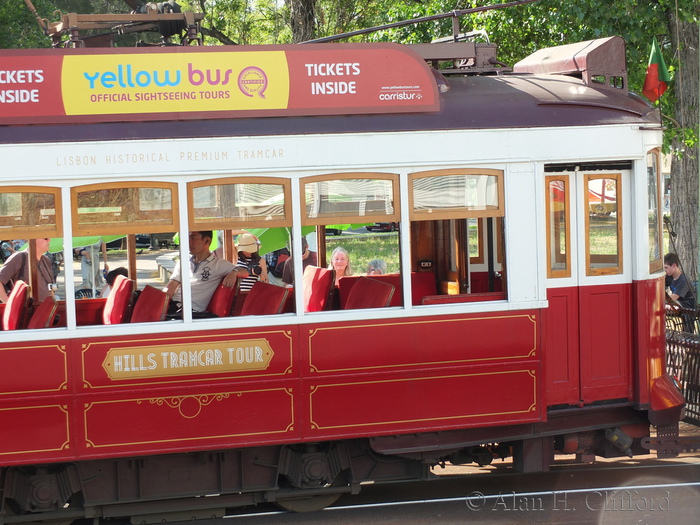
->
[0, 33, 684, 522]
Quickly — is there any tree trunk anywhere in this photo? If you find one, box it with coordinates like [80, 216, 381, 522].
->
[288, 0, 316, 43]
[668, 15, 699, 285]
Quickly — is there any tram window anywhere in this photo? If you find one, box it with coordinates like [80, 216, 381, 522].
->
[72, 183, 177, 235]
[647, 151, 663, 273]
[303, 176, 397, 222]
[585, 174, 622, 276]
[0, 187, 61, 236]
[301, 174, 400, 311]
[409, 170, 505, 303]
[189, 178, 291, 229]
[187, 179, 293, 317]
[545, 176, 571, 278]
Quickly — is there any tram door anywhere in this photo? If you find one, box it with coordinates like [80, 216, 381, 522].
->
[544, 170, 631, 407]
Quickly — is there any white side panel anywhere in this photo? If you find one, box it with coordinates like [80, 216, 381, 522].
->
[504, 163, 541, 303]
[2, 125, 659, 183]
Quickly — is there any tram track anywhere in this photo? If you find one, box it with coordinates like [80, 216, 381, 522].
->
[154, 455, 700, 524]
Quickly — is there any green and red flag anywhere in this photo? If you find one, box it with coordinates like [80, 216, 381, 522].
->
[642, 36, 671, 103]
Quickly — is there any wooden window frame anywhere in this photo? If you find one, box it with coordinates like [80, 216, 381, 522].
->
[300, 172, 399, 226]
[188, 176, 291, 230]
[409, 168, 505, 221]
[545, 176, 571, 278]
[584, 173, 622, 276]
[72, 182, 179, 236]
[647, 150, 663, 274]
[0, 186, 62, 239]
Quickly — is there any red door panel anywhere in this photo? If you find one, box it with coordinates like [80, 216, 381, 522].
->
[578, 284, 632, 402]
[544, 287, 580, 406]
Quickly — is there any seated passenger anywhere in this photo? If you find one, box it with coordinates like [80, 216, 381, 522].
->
[164, 231, 238, 316]
[235, 233, 269, 292]
[329, 246, 353, 286]
[282, 237, 317, 285]
[367, 259, 387, 276]
[101, 267, 129, 298]
[0, 237, 56, 303]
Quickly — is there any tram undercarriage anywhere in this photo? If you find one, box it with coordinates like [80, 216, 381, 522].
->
[0, 405, 669, 524]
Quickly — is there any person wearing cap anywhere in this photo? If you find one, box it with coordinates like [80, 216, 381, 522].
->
[282, 236, 317, 285]
[164, 231, 238, 315]
[235, 233, 268, 292]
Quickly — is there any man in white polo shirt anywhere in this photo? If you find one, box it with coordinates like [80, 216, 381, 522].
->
[164, 231, 238, 316]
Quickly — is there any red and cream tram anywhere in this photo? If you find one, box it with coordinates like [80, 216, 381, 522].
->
[0, 31, 684, 522]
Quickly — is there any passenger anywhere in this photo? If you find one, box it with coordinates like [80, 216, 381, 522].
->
[1, 240, 14, 261]
[367, 259, 387, 276]
[101, 267, 129, 298]
[164, 231, 238, 316]
[664, 253, 695, 309]
[0, 237, 56, 303]
[282, 237, 317, 285]
[329, 246, 353, 286]
[235, 233, 268, 292]
[75, 240, 109, 290]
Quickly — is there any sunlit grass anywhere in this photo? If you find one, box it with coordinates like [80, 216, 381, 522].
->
[326, 233, 400, 274]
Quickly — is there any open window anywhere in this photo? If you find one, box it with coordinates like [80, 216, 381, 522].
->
[0, 186, 63, 319]
[301, 173, 401, 310]
[187, 177, 293, 316]
[71, 182, 179, 324]
[409, 169, 505, 304]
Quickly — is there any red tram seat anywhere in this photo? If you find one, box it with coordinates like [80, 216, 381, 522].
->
[239, 281, 289, 316]
[205, 281, 238, 318]
[3, 280, 29, 331]
[338, 272, 437, 308]
[303, 266, 335, 312]
[102, 275, 135, 324]
[343, 277, 395, 310]
[27, 296, 58, 329]
[131, 285, 169, 323]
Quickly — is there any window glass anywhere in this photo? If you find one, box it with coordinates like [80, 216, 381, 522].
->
[546, 177, 570, 278]
[72, 184, 177, 235]
[191, 180, 288, 228]
[585, 174, 622, 275]
[410, 169, 504, 220]
[303, 177, 396, 224]
[647, 151, 662, 272]
[0, 187, 61, 238]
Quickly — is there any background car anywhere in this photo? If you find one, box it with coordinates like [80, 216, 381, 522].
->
[366, 222, 399, 232]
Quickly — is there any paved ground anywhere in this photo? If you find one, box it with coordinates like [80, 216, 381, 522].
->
[57, 247, 177, 297]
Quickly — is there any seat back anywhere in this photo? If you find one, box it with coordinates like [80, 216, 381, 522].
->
[27, 296, 58, 329]
[344, 276, 395, 310]
[303, 266, 335, 312]
[102, 274, 135, 325]
[3, 280, 29, 331]
[205, 281, 238, 317]
[240, 281, 289, 316]
[131, 285, 169, 323]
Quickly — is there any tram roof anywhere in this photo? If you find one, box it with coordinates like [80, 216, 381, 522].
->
[0, 70, 658, 145]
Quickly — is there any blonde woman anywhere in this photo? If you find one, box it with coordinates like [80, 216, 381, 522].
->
[329, 246, 352, 286]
